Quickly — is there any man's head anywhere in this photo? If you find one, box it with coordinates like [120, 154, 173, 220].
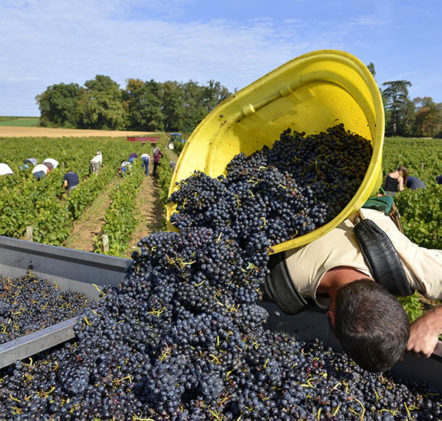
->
[332, 279, 409, 372]
[43, 162, 53, 172]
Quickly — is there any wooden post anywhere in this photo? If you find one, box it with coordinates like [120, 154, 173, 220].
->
[102, 234, 109, 253]
[26, 226, 33, 242]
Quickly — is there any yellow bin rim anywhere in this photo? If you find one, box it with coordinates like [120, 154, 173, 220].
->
[167, 50, 385, 254]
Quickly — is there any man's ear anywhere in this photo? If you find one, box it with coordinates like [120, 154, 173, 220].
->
[327, 310, 336, 330]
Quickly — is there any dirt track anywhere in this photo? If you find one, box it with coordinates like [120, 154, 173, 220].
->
[0, 126, 154, 138]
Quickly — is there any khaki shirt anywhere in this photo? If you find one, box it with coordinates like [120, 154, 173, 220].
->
[285, 208, 442, 309]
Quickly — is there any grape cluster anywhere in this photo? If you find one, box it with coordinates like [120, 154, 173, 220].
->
[0, 273, 89, 344]
[169, 124, 373, 246]
[0, 125, 440, 420]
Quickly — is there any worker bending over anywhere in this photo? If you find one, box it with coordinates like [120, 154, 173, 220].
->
[62, 170, 79, 196]
[265, 208, 441, 372]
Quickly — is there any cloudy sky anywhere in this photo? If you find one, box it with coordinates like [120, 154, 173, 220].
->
[1, 0, 441, 116]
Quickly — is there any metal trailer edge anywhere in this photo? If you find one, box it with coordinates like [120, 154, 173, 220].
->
[0, 235, 131, 369]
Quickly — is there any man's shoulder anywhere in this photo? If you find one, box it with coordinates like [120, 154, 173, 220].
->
[360, 208, 396, 228]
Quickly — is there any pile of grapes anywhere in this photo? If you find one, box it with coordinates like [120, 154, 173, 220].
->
[170, 124, 373, 247]
[0, 273, 89, 344]
[0, 125, 439, 420]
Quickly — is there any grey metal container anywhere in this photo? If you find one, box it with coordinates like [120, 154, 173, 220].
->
[0, 235, 441, 391]
[0, 236, 129, 368]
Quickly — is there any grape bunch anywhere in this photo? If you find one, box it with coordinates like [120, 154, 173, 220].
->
[0, 125, 440, 420]
[0, 273, 89, 344]
[169, 124, 373, 246]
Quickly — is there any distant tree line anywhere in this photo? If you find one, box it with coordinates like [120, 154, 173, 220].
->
[35, 76, 231, 133]
[366, 63, 442, 138]
[36, 67, 442, 138]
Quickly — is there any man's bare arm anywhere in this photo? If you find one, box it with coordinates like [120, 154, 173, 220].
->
[407, 305, 442, 357]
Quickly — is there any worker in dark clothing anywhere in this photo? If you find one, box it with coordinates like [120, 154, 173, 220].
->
[62, 171, 79, 196]
[406, 176, 427, 190]
[383, 166, 408, 196]
[436, 175, 442, 185]
[265, 208, 441, 372]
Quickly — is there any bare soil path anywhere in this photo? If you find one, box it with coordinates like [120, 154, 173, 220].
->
[64, 176, 124, 252]
[126, 172, 164, 258]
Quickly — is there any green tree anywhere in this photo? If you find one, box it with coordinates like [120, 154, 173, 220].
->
[181, 80, 207, 132]
[382, 80, 413, 136]
[124, 79, 164, 131]
[180, 80, 231, 132]
[75, 75, 126, 130]
[35, 83, 82, 127]
[366, 62, 376, 78]
[121, 78, 144, 128]
[402, 99, 416, 137]
[413, 97, 442, 137]
[201, 80, 231, 112]
[161, 81, 185, 132]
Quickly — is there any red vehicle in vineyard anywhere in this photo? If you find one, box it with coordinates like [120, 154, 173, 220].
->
[126, 136, 159, 144]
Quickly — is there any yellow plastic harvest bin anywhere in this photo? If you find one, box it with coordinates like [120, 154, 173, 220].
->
[167, 50, 385, 254]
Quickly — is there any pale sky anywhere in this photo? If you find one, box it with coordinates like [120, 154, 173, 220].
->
[1, 0, 441, 116]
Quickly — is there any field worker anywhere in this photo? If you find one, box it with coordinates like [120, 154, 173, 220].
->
[128, 152, 138, 163]
[42, 158, 59, 170]
[140, 152, 150, 176]
[90, 151, 102, 175]
[43, 162, 54, 172]
[436, 175, 442, 185]
[152, 145, 163, 176]
[264, 207, 441, 373]
[19, 158, 37, 171]
[119, 160, 132, 176]
[406, 175, 427, 190]
[62, 170, 79, 196]
[0, 163, 14, 176]
[383, 166, 408, 196]
[32, 163, 50, 180]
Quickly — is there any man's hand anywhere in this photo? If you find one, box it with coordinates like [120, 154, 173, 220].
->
[407, 305, 442, 358]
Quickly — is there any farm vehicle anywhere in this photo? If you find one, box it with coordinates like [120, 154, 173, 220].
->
[167, 132, 187, 150]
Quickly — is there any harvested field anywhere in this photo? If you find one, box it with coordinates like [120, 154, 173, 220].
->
[0, 126, 154, 138]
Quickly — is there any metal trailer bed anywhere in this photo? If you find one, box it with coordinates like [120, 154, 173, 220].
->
[0, 235, 441, 391]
